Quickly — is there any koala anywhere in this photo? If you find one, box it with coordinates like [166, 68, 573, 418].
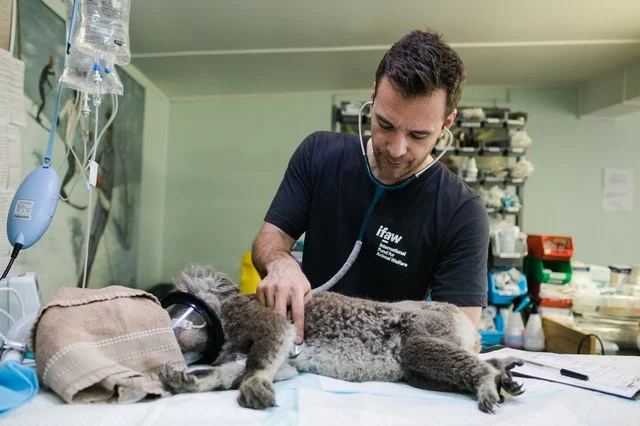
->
[161, 265, 524, 414]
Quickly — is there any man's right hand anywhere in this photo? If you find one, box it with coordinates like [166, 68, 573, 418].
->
[255, 256, 311, 345]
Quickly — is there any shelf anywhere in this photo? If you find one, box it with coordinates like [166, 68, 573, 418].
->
[507, 177, 526, 186]
[482, 119, 506, 129]
[332, 103, 527, 230]
[486, 206, 522, 215]
[337, 119, 527, 132]
[474, 178, 507, 187]
[337, 112, 370, 125]
[481, 146, 505, 156]
[453, 119, 528, 130]
[506, 119, 527, 129]
[457, 120, 483, 128]
[506, 147, 526, 156]
[457, 147, 481, 156]
[436, 147, 528, 157]
[466, 177, 526, 187]
[502, 206, 522, 215]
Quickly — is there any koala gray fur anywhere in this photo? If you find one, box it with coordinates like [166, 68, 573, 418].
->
[161, 265, 524, 414]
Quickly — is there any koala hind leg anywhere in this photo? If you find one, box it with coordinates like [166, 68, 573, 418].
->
[400, 335, 523, 414]
[274, 361, 298, 382]
[237, 325, 295, 410]
[161, 360, 246, 394]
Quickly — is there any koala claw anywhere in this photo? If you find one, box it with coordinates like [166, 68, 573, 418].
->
[477, 357, 526, 413]
[485, 356, 526, 397]
[238, 375, 276, 410]
[477, 380, 501, 414]
[160, 362, 200, 394]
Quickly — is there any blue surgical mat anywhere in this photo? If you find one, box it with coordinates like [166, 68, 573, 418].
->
[0, 360, 39, 418]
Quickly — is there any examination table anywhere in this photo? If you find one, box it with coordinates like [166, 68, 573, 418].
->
[2, 352, 638, 425]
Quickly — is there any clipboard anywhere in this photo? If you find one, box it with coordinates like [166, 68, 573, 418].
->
[480, 347, 640, 399]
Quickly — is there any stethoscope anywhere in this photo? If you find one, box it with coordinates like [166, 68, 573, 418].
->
[311, 101, 454, 294]
[289, 101, 455, 358]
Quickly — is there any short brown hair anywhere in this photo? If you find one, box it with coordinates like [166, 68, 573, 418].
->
[374, 30, 466, 117]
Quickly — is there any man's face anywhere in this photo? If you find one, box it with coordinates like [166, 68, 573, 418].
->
[369, 77, 456, 185]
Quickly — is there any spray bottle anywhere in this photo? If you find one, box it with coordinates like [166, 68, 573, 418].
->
[524, 303, 545, 351]
[504, 296, 529, 349]
[504, 311, 524, 349]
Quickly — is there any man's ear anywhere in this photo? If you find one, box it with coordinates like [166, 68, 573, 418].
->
[444, 108, 457, 129]
[370, 81, 376, 101]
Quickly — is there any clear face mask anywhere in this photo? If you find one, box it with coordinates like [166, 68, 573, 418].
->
[160, 292, 225, 365]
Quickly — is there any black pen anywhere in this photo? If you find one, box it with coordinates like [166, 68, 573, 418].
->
[525, 360, 590, 381]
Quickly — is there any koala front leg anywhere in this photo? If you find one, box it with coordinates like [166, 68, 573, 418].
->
[400, 335, 524, 414]
[237, 325, 295, 410]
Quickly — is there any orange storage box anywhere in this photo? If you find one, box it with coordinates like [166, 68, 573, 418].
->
[526, 234, 574, 261]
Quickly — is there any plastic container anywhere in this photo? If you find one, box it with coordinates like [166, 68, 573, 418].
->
[478, 311, 505, 348]
[588, 264, 611, 286]
[574, 315, 639, 349]
[609, 265, 633, 294]
[239, 251, 261, 294]
[527, 234, 574, 261]
[539, 297, 572, 309]
[524, 257, 573, 285]
[572, 292, 640, 318]
[487, 270, 528, 305]
[538, 283, 573, 308]
[488, 241, 526, 269]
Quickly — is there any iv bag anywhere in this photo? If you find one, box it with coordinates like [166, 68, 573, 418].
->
[68, 0, 132, 65]
[102, 61, 124, 96]
[60, 47, 123, 96]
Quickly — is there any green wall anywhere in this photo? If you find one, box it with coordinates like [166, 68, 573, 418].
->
[163, 87, 640, 284]
[503, 87, 638, 266]
[129, 70, 171, 291]
[163, 94, 332, 282]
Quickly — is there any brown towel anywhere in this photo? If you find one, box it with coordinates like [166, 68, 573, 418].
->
[29, 285, 186, 404]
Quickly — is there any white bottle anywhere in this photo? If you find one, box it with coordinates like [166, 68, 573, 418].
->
[524, 305, 545, 351]
[504, 311, 525, 349]
[466, 157, 478, 181]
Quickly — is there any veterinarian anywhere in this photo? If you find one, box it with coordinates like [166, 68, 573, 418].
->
[252, 29, 489, 346]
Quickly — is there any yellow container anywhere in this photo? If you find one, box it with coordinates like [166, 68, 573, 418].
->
[239, 250, 261, 294]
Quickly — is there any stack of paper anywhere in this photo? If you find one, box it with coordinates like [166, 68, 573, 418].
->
[0, 0, 11, 52]
[8, 53, 25, 127]
[0, 49, 24, 265]
[0, 50, 9, 125]
[480, 347, 640, 399]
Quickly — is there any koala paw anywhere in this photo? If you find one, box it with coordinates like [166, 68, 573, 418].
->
[477, 357, 525, 413]
[486, 356, 525, 396]
[160, 362, 209, 394]
[477, 374, 501, 414]
[238, 375, 276, 410]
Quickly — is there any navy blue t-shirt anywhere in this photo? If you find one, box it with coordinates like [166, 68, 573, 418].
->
[264, 131, 489, 307]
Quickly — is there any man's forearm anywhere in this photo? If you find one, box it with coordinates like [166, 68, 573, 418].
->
[459, 306, 482, 328]
[251, 222, 297, 278]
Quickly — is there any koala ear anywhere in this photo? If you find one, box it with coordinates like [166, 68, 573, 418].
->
[173, 264, 238, 297]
